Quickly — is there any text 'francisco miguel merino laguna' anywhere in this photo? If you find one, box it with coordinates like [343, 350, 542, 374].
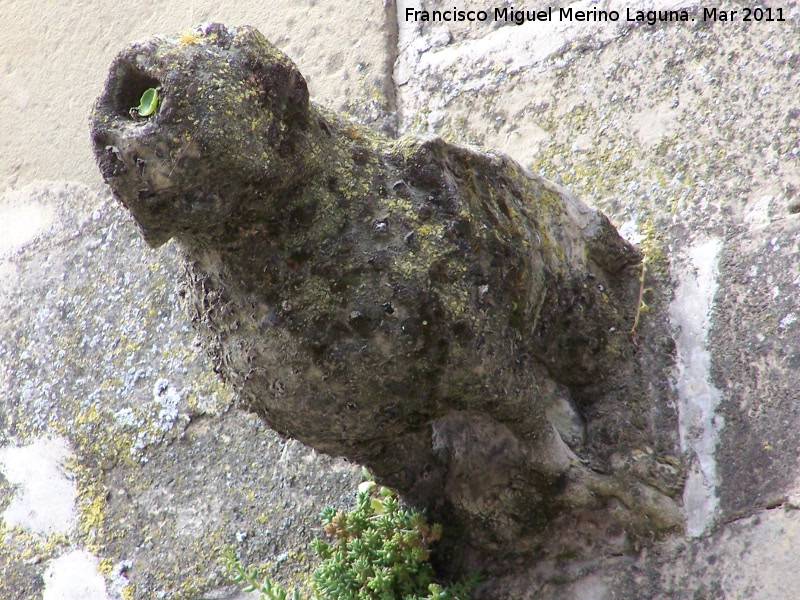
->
[405, 6, 787, 24]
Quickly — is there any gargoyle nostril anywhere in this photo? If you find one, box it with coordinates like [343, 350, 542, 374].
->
[98, 145, 126, 178]
[110, 61, 161, 119]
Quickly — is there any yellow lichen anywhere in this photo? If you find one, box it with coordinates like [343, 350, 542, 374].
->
[180, 30, 202, 45]
[99, 557, 115, 575]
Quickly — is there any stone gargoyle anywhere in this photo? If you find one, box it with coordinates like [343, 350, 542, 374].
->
[90, 23, 683, 573]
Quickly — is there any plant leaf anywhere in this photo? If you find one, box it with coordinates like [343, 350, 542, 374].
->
[137, 88, 159, 117]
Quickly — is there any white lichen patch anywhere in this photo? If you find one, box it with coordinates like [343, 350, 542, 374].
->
[152, 378, 181, 432]
[669, 238, 724, 537]
[779, 313, 797, 330]
[108, 379, 192, 462]
[618, 220, 644, 246]
[0, 435, 132, 599]
[108, 560, 133, 598]
[42, 550, 112, 600]
[0, 188, 55, 256]
[0, 436, 77, 536]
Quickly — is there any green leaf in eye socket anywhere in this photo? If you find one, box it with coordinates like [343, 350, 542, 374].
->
[136, 88, 159, 117]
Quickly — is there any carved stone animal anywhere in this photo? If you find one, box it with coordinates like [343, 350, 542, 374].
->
[91, 24, 682, 570]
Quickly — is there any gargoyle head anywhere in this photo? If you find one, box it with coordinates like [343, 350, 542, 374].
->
[90, 23, 310, 247]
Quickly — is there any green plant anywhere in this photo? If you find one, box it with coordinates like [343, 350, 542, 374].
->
[223, 555, 300, 600]
[134, 88, 159, 117]
[223, 480, 477, 600]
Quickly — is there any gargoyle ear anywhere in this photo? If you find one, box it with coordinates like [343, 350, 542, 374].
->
[247, 54, 310, 125]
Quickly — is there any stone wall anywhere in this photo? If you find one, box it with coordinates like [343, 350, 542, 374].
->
[2, 1, 800, 598]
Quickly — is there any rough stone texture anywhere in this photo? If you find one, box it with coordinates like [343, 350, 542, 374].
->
[712, 219, 800, 518]
[0, 184, 362, 599]
[89, 23, 685, 573]
[0, 0, 394, 189]
[1, 2, 391, 598]
[4, 0, 800, 598]
[391, 1, 800, 596]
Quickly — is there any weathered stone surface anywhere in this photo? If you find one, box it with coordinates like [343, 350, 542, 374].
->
[712, 218, 800, 518]
[0, 184, 361, 600]
[390, 2, 800, 595]
[5, 1, 800, 597]
[487, 505, 800, 599]
[89, 23, 685, 572]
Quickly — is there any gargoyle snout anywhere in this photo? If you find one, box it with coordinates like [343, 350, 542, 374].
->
[91, 123, 179, 248]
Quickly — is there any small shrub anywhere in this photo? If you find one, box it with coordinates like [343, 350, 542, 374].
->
[223, 480, 476, 600]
